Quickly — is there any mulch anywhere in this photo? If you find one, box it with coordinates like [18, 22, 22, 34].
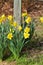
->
[0, 0, 43, 18]
[0, 0, 13, 16]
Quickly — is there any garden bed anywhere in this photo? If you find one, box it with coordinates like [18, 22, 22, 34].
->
[0, 0, 43, 65]
[0, 20, 43, 65]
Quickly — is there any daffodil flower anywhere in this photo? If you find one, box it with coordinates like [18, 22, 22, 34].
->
[7, 15, 13, 21]
[24, 32, 30, 39]
[24, 27, 30, 33]
[22, 12, 27, 17]
[7, 33, 13, 40]
[18, 26, 22, 31]
[40, 17, 43, 23]
[25, 17, 31, 24]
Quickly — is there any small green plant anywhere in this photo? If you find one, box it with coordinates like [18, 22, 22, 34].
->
[0, 14, 34, 60]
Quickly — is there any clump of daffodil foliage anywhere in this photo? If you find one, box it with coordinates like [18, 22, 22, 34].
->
[0, 13, 34, 60]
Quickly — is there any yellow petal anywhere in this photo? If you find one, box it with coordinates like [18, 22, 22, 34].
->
[18, 26, 22, 31]
[24, 32, 30, 39]
[7, 33, 13, 40]
[13, 22, 17, 27]
[40, 17, 43, 23]
[25, 17, 31, 23]
[24, 27, 30, 33]
[7, 15, 13, 21]
[22, 12, 27, 17]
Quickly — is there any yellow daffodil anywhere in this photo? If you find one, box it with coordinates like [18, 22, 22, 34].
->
[24, 27, 30, 33]
[1, 14, 6, 19]
[22, 12, 27, 17]
[7, 33, 13, 40]
[40, 17, 43, 23]
[0, 14, 6, 23]
[25, 17, 31, 23]
[13, 22, 17, 27]
[7, 15, 13, 21]
[18, 26, 22, 31]
[24, 32, 30, 39]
